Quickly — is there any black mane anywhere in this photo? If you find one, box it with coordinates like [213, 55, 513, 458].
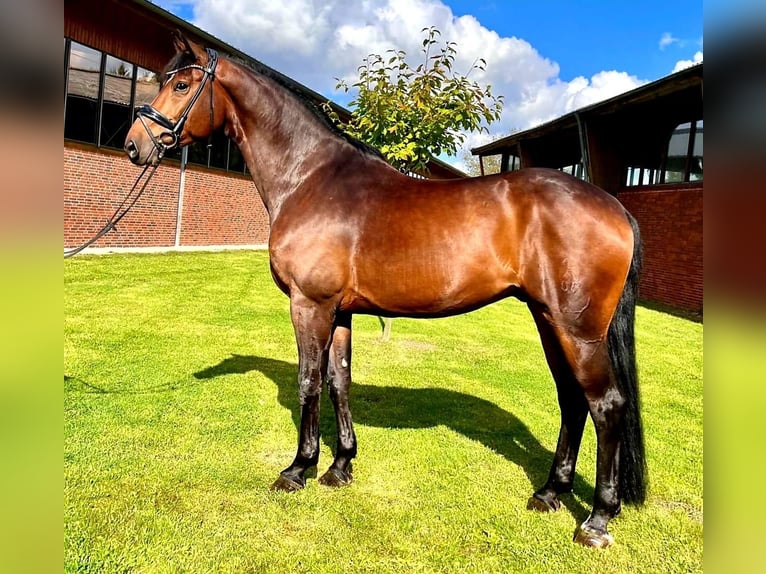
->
[229, 55, 386, 161]
[161, 47, 385, 161]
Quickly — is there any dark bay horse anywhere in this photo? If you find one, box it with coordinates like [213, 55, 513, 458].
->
[124, 34, 646, 548]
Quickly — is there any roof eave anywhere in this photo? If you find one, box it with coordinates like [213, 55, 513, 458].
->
[471, 62, 703, 156]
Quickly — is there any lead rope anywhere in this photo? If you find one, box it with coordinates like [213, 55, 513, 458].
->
[63, 160, 161, 258]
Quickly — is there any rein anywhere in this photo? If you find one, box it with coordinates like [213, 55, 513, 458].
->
[64, 49, 219, 259]
[63, 164, 159, 258]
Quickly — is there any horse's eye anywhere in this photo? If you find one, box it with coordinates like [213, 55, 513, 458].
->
[174, 81, 189, 93]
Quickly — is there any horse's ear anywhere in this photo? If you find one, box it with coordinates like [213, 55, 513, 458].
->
[172, 31, 208, 63]
[172, 30, 193, 54]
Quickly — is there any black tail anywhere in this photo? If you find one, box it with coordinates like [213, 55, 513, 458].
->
[607, 212, 647, 505]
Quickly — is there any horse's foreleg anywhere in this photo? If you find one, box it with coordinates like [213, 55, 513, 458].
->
[319, 312, 357, 487]
[271, 296, 334, 492]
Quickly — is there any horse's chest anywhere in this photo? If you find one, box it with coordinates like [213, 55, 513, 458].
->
[269, 231, 351, 301]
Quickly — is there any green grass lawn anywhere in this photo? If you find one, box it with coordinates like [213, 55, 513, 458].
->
[64, 250, 703, 573]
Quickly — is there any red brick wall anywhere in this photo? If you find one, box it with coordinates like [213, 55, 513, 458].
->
[618, 184, 703, 314]
[178, 169, 268, 246]
[64, 144, 270, 249]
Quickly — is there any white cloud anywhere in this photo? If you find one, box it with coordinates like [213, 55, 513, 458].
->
[672, 50, 703, 73]
[166, 0, 646, 155]
[506, 70, 645, 131]
[659, 32, 679, 50]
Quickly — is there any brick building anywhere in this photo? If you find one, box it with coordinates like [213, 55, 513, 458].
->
[64, 0, 462, 252]
[472, 65, 703, 314]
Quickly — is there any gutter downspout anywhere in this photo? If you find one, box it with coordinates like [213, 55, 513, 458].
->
[575, 112, 591, 182]
[174, 146, 188, 247]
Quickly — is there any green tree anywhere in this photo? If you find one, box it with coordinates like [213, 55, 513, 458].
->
[327, 26, 504, 176]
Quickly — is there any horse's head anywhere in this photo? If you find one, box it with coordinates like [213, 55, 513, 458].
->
[124, 33, 226, 166]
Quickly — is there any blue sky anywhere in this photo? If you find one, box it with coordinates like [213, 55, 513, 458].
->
[151, 0, 703, 161]
[441, 0, 702, 82]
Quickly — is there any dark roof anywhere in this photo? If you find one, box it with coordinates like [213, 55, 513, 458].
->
[472, 62, 703, 156]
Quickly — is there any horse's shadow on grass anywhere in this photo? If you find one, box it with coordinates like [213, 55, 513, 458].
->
[193, 353, 592, 522]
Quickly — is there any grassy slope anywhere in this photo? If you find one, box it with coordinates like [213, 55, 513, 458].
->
[65, 251, 702, 573]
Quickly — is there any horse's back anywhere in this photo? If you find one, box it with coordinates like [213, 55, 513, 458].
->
[342, 167, 634, 318]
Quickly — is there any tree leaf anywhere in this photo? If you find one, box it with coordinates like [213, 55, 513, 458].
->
[323, 26, 503, 174]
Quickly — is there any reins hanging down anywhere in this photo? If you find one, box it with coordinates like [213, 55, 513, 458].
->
[63, 163, 159, 259]
[64, 48, 218, 259]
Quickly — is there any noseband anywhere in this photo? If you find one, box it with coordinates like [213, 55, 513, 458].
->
[135, 48, 218, 158]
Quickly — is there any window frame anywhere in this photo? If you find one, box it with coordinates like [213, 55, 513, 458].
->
[623, 119, 703, 188]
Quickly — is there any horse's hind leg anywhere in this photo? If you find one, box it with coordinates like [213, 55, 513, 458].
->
[526, 306, 589, 513]
[319, 312, 357, 487]
[271, 295, 334, 492]
[529, 306, 626, 548]
[574, 363, 627, 548]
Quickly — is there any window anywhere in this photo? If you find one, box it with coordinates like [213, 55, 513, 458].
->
[624, 119, 703, 187]
[65, 40, 136, 148]
[187, 131, 230, 170]
[665, 121, 703, 183]
[474, 154, 502, 175]
[101, 55, 135, 149]
[64, 38, 247, 174]
[134, 67, 160, 108]
[502, 154, 521, 172]
[228, 141, 246, 172]
[65, 41, 102, 144]
[625, 166, 662, 186]
[185, 131, 246, 173]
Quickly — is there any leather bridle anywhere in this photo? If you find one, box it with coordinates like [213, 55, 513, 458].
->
[135, 48, 218, 159]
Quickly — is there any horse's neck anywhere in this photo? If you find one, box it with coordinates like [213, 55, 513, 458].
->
[219, 60, 362, 218]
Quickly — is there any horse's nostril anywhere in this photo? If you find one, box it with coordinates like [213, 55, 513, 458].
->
[125, 140, 138, 159]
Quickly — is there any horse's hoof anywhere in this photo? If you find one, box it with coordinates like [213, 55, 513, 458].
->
[270, 474, 304, 492]
[527, 493, 560, 513]
[318, 467, 352, 488]
[573, 523, 614, 549]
